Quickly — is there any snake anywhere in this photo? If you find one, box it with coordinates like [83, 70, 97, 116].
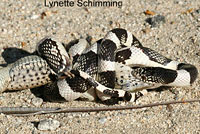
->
[0, 28, 198, 106]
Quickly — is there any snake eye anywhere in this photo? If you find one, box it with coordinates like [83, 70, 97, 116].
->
[36, 37, 72, 75]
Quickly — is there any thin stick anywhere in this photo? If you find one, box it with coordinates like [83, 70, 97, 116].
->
[0, 99, 199, 116]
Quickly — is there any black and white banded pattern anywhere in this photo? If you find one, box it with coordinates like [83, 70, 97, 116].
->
[0, 28, 198, 104]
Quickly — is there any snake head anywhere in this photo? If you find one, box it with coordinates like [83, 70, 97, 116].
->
[36, 37, 72, 76]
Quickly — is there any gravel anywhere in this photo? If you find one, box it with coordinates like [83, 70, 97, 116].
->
[0, 0, 199, 133]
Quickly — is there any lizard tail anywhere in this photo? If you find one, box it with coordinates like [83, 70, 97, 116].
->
[0, 66, 11, 93]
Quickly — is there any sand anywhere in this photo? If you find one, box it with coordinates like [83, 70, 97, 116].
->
[0, 0, 199, 133]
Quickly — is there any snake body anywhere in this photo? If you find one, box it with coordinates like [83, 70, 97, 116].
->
[0, 56, 53, 93]
[0, 28, 198, 104]
[44, 28, 198, 102]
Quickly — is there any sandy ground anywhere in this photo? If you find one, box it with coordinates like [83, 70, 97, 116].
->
[0, 0, 199, 133]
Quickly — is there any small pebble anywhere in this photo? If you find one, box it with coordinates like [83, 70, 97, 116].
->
[31, 15, 39, 20]
[144, 10, 155, 15]
[37, 119, 60, 131]
[32, 97, 43, 107]
[166, 119, 173, 128]
[145, 15, 166, 27]
[175, 0, 184, 5]
[1, 28, 7, 34]
[142, 28, 151, 34]
[98, 117, 107, 124]
[196, 9, 200, 14]
[196, 52, 200, 56]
